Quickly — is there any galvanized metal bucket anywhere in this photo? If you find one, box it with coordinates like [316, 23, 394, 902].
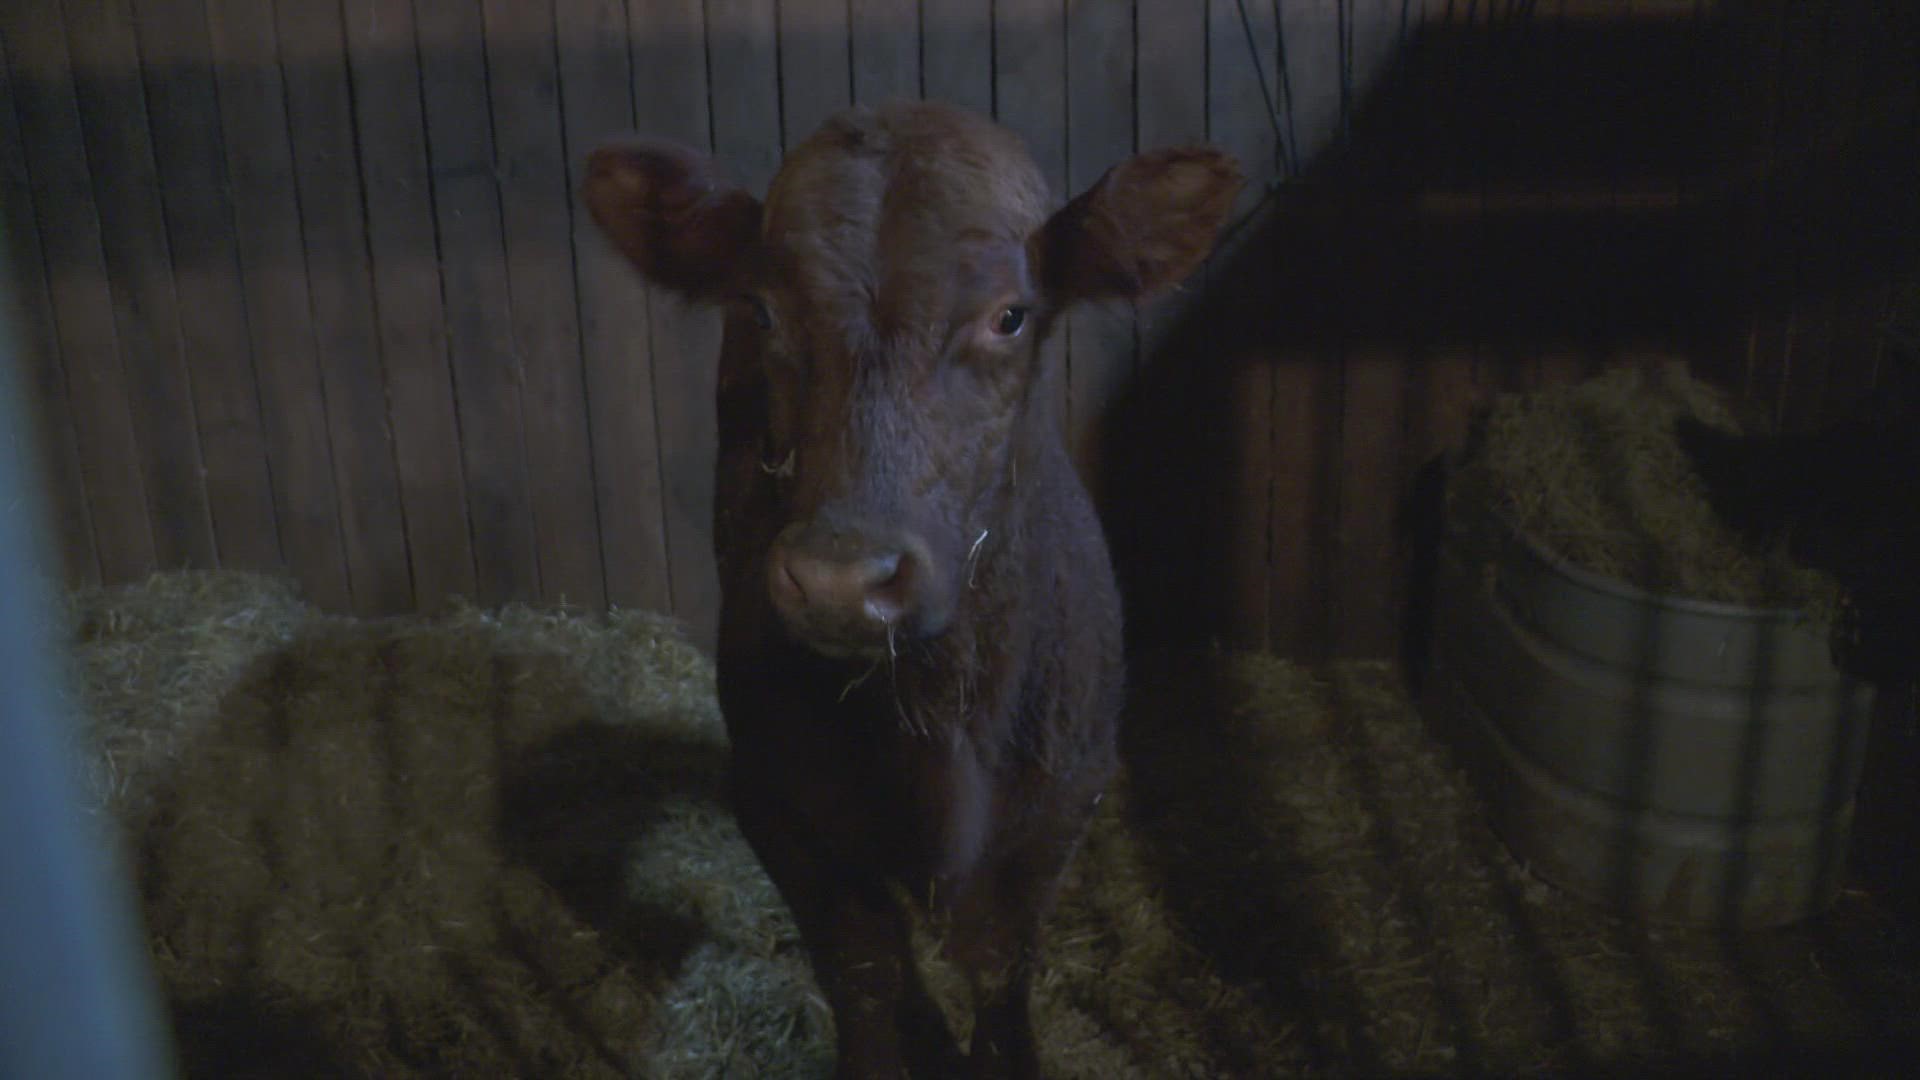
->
[1429, 504, 1876, 927]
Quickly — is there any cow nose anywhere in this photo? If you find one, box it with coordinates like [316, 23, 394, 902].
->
[767, 525, 929, 647]
[777, 547, 909, 620]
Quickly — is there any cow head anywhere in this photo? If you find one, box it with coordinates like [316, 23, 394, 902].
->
[586, 104, 1240, 659]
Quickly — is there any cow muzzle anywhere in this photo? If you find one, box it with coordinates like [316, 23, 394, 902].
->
[767, 519, 948, 657]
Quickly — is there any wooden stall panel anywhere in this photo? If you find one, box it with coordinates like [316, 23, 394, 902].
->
[203, 0, 353, 612]
[850, 0, 919, 106]
[995, 0, 1069, 441]
[272, 0, 415, 614]
[2, 0, 157, 583]
[1064, 0, 1137, 494]
[339, 0, 477, 610]
[557, 0, 672, 614]
[131, 0, 283, 576]
[16, 0, 1885, 666]
[779, 0, 852, 145]
[1209, 0, 1279, 648]
[1327, 2, 1423, 660]
[0, 40, 99, 586]
[636, 0, 726, 648]
[64, 0, 216, 570]
[482, 0, 608, 611]
[921, 0, 992, 116]
[116, 0, 281, 575]
[415, 0, 543, 608]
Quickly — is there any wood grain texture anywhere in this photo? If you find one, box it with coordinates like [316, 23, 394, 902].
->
[339, 0, 478, 610]
[6, 0, 159, 584]
[920, 0, 992, 115]
[203, 0, 353, 611]
[1064, 0, 1136, 494]
[778, 0, 852, 144]
[557, 0, 672, 613]
[483, 0, 608, 610]
[0, 37, 99, 585]
[132, 0, 283, 575]
[994, 0, 1069, 438]
[64, 0, 216, 570]
[273, 0, 416, 613]
[636, 0, 725, 648]
[415, 0, 543, 606]
[5, 0, 1898, 666]
[849, 0, 919, 105]
[1209, 0, 1277, 648]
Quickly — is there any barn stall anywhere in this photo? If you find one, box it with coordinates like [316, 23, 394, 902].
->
[3, 0, 1918, 1076]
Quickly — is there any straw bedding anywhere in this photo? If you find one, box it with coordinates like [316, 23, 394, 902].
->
[62, 572, 1918, 1077]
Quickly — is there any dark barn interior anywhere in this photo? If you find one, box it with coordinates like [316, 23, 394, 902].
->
[4, 0, 1919, 1076]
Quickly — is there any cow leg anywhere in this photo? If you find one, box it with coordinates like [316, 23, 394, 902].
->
[948, 829, 1085, 1080]
[733, 793, 961, 1078]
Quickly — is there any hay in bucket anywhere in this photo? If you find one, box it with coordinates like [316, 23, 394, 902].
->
[1450, 361, 1839, 614]
[63, 573, 1920, 1076]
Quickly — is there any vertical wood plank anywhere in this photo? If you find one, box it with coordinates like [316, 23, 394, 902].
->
[483, 0, 608, 610]
[707, 0, 783, 191]
[921, 0, 992, 114]
[1064, 0, 1135, 493]
[1330, 341, 1409, 657]
[1820, 283, 1889, 428]
[1777, 295, 1835, 435]
[1209, 0, 1277, 649]
[1740, 0, 1798, 423]
[778, 0, 851, 144]
[1135, 0, 1206, 149]
[338, 0, 478, 610]
[849, 0, 919, 106]
[0, 41, 100, 586]
[1134, 0, 1207, 359]
[3, 3, 156, 584]
[1095, 0, 1206, 651]
[1266, 315, 1342, 658]
[1328, 0, 1413, 658]
[414, 0, 543, 606]
[636, 0, 724, 646]
[994, 0, 1069, 437]
[64, 0, 218, 570]
[130, 0, 284, 574]
[272, 0, 415, 613]
[557, 0, 672, 613]
[1276, 0, 1344, 180]
[202, 1, 354, 611]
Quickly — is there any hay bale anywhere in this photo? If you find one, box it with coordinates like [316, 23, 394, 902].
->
[65, 571, 310, 829]
[71, 575, 830, 1079]
[1452, 362, 1837, 612]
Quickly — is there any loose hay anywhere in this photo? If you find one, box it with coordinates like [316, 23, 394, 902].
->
[69, 573, 1919, 1077]
[1451, 362, 1837, 612]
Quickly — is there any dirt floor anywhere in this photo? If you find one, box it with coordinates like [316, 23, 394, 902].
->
[61, 572, 1920, 1078]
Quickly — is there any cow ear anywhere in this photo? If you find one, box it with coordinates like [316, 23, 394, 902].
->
[584, 140, 761, 300]
[1033, 146, 1243, 304]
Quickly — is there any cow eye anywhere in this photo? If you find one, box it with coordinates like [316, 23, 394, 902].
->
[738, 294, 774, 330]
[991, 306, 1028, 337]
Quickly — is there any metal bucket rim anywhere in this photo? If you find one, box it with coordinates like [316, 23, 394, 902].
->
[1492, 510, 1823, 625]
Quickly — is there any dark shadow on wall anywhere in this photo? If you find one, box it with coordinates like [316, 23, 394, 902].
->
[1099, 4, 1920, 660]
[1107, 5, 1920, 1078]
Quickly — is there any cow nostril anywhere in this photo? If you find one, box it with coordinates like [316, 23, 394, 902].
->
[773, 550, 807, 605]
[859, 551, 911, 622]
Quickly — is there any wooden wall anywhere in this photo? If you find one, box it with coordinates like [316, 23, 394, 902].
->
[3, 0, 1913, 658]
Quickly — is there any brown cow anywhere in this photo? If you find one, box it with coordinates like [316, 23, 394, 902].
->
[585, 103, 1239, 1079]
